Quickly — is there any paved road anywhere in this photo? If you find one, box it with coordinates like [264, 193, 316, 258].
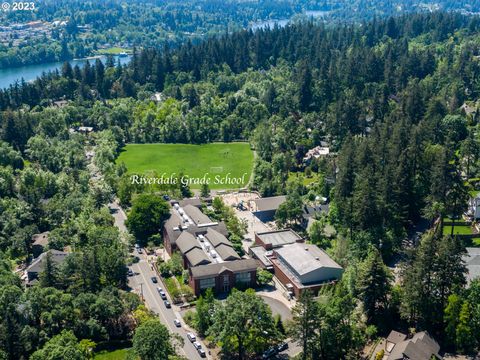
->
[109, 200, 207, 360]
[129, 256, 208, 360]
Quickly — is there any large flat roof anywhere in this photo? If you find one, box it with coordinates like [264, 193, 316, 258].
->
[275, 243, 342, 276]
[256, 229, 302, 248]
[253, 196, 287, 212]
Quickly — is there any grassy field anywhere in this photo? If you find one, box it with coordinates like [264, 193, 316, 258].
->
[117, 143, 254, 189]
[94, 348, 131, 360]
[94, 47, 131, 55]
[442, 225, 473, 236]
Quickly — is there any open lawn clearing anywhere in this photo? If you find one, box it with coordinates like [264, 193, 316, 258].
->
[117, 143, 254, 189]
[442, 225, 473, 236]
[94, 348, 131, 360]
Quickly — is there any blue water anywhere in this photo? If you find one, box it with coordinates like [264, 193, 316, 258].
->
[250, 9, 330, 31]
[0, 55, 132, 89]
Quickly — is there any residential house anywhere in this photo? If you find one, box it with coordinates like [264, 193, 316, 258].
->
[463, 247, 480, 285]
[25, 249, 69, 285]
[303, 146, 330, 164]
[468, 193, 480, 219]
[384, 330, 442, 360]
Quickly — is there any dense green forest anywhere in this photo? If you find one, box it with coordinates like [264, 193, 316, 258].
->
[1, 11, 480, 358]
[1, 0, 479, 68]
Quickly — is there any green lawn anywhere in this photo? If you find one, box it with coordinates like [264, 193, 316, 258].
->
[117, 143, 254, 189]
[442, 225, 473, 236]
[473, 238, 480, 246]
[94, 47, 131, 55]
[94, 348, 131, 360]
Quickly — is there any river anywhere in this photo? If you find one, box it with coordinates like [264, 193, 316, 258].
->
[251, 9, 330, 31]
[0, 55, 132, 89]
[1, 10, 330, 89]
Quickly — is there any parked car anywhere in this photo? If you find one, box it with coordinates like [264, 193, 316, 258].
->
[164, 300, 171, 308]
[193, 341, 202, 350]
[137, 248, 143, 254]
[127, 269, 134, 276]
[159, 291, 167, 300]
[151, 276, 158, 284]
[163, 194, 170, 201]
[262, 347, 278, 359]
[198, 348, 206, 358]
[277, 342, 289, 352]
[173, 319, 181, 327]
[187, 333, 196, 342]
[156, 287, 163, 293]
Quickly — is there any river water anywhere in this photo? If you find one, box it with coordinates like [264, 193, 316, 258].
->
[0, 9, 330, 89]
[0, 55, 132, 89]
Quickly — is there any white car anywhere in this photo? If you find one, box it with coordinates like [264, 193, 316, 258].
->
[193, 341, 202, 350]
[173, 319, 181, 327]
[187, 333, 196, 342]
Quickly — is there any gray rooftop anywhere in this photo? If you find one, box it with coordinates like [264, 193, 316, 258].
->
[386, 330, 407, 345]
[215, 244, 241, 261]
[185, 248, 212, 267]
[176, 232, 199, 255]
[164, 212, 228, 246]
[178, 198, 202, 208]
[249, 246, 273, 268]
[190, 259, 260, 279]
[388, 331, 441, 360]
[253, 196, 287, 212]
[464, 247, 480, 284]
[275, 243, 342, 276]
[183, 204, 212, 225]
[205, 228, 231, 248]
[26, 249, 69, 274]
[256, 229, 302, 248]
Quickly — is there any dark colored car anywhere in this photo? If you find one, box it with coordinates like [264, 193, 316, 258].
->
[164, 300, 171, 308]
[163, 195, 170, 201]
[151, 276, 158, 284]
[262, 347, 278, 359]
[277, 342, 289, 352]
[127, 269, 134, 276]
[198, 348, 206, 358]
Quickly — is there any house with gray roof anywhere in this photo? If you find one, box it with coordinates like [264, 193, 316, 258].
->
[25, 249, 69, 285]
[463, 247, 480, 285]
[384, 330, 442, 360]
[271, 243, 343, 297]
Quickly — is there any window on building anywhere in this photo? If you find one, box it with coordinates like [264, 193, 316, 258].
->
[199, 277, 215, 289]
[235, 272, 251, 283]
